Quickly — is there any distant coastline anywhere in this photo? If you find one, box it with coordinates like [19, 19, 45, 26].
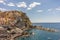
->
[32, 22, 60, 24]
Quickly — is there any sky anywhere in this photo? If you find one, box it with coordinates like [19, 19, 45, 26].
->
[0, 0, 60, 23]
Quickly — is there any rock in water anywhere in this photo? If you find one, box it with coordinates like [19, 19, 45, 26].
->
[0, 10, 32, 40]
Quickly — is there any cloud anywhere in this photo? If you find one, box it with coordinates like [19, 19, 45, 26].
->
[0, 0, 6, 5]
[37, 10, 43, 12]
[0, 1, 41, 10]
[48, 9, 53, 11]
[0, 0, 4, 3]
[56, 7, 60, 11]
[27, 2, 41, 10]
[0, 0, 5, 3]
[7, 2, 15, 6]
[16, 2, 27, 8]
[27, 8, 31, 10]
[0, 8, 7, 11]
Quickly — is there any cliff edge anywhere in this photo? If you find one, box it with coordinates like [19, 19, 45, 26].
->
[0, 10, 57, 40]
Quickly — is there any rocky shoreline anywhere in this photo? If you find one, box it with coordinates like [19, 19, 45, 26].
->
[0, 10, 58, 40]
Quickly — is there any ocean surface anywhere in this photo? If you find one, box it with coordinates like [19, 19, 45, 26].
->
[16, 23, 60, 40]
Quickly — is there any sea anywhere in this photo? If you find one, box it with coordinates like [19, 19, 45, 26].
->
[16, 23, 60, 40]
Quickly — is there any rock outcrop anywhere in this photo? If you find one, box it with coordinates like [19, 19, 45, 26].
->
[0, 10, 58, 40]
[0, 10, 32, 40]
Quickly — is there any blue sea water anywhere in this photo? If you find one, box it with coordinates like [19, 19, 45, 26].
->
[16, 23, 60, 40]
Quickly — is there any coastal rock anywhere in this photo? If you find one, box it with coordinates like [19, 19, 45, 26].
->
[0, 10, 32, 40]
[0, 10, 57, 40]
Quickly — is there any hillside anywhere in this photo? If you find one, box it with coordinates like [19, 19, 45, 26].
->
[0, 10, 57, 40]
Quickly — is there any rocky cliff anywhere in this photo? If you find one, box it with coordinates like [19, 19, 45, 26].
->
[0, 10, 57, 40]
[0, 10, 32, 40]
[0, 10, 32, 28]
